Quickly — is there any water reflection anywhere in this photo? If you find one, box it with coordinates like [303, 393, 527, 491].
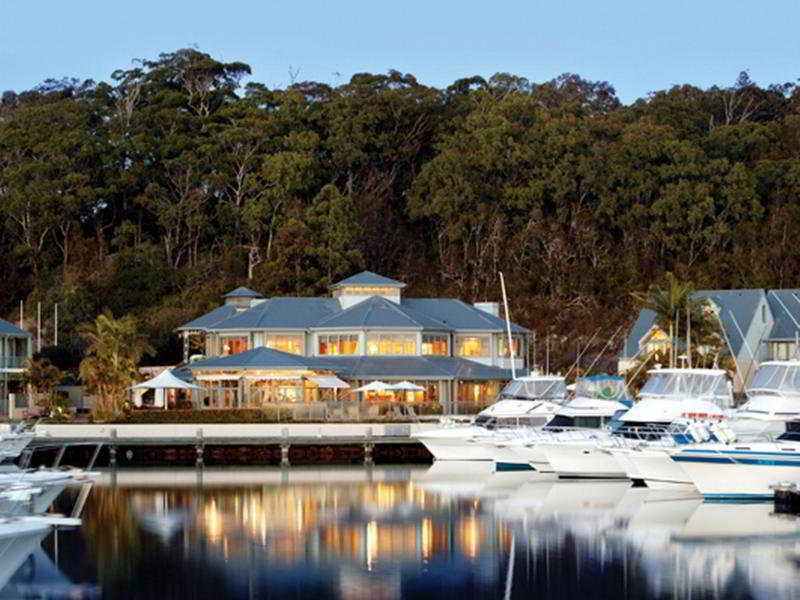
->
[5, 465, 800, 598]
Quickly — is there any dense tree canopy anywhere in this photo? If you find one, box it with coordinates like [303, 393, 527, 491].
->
[2, 49, 798, 370]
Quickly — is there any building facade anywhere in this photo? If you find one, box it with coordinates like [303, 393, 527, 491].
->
[619, 289, 800, 390]
[176, 272, 529, 413]
[0, 318, 33, 417]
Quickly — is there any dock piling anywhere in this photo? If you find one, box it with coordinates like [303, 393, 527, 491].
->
[281, 427, 290, 467]
[196, 428, 204, 465]
[109, 428, 118, 466]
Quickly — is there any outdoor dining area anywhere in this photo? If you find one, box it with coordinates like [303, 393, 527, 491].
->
[129, 370, 442, 421]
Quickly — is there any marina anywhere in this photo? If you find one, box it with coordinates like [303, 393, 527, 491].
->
[4, 464, 800, 599]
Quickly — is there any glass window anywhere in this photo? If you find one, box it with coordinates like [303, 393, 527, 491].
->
[318, 334, 359, 355]
[265, 335, 304, 355]
[456, 335, 490, 357]
[422, 334, 448, 355]
[366, 334, 416, 355]
[221, 337, 248, 355]
[497, 335, 522, 357]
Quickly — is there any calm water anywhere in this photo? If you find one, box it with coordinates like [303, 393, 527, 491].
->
[4, 463, 800, 599]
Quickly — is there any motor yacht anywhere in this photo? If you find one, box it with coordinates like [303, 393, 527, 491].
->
[491, 375, 631, 471]
[411, 375, 567, 461]
[623, 361, 800, 489]
[539, 368, 731, 479]
[0, 424, 36, 462]
[670, 419, 800, 499]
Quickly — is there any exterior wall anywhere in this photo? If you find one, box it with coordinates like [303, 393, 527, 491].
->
[0, 333, 34, 418]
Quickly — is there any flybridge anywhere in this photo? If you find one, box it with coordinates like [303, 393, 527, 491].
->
[639, 369, 730, 403]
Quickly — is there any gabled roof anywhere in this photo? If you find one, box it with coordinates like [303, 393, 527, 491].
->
[188, 347, 338, 371]
[696, 289, 765, 355]
[321, 355, 520, 381]
[176, 305, 239, 332]
[621, 289, 765, 358]
[330, 271, 406, 289]
[223, 287, 263, 298]
[0, 318, 31, 337]
[402, 299, 528, 333]
[312, 296, 448, 330]
[767, 289, 800, 340]
[211, 298, 341, 330]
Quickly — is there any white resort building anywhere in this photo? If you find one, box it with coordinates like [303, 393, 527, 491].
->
[0, 318, 33, 418]
[173, 272, 529, 414]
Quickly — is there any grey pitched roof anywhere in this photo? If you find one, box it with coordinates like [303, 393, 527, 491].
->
[312, 296, 449, 330]
[0, 318, 31, 337]
[321, 355, 520, 380]
[697, 289, 764, 355]
[223, 287, 263, 298]
[188, 347, 338, 371]
[176, 305, 239, 331]
[767, 290, 800, 340]
[402, 299, 528, 333]
[212, 298, 341, 330]
[330, 271, 406, 289]
[621, 289, 765, 358]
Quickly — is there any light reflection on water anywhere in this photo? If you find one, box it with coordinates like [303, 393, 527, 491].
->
[4, 463, 800, 599]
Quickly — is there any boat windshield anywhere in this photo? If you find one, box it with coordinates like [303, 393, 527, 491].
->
[777, 420, 800, 442]
[639, 371, 729, 402]
[501, 378, 566, 401]
[748, 364, 800, 394]
[574, 376, 629, 402]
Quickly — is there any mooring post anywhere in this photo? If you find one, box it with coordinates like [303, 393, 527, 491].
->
[109, 428, 118, 466]
[196, 428, 204, 465]
[281, 427, 290, 467]
[364, 427, 374, 466]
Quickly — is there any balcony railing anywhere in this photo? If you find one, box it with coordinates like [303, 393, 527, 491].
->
[0, 356, 25, 369]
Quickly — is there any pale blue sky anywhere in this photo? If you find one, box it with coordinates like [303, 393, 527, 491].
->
[2, 0, 798, 104]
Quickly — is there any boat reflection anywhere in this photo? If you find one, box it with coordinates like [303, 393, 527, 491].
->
[7, 464, 800, 599]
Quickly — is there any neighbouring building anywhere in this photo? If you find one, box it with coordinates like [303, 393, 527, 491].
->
[175, 271, 529, 413]
[619, 289, 800, 390]
[0, 318, 33, 418]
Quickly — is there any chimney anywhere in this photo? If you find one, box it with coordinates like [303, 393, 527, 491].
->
[473, 302, 500, 317]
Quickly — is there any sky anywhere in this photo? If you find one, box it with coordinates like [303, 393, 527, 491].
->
[1, 0, 799, 104]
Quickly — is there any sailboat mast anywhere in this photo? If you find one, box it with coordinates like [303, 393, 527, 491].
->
[499, 271, 517, 380]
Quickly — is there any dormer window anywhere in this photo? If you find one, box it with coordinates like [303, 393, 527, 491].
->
[330, 271, 406, 310]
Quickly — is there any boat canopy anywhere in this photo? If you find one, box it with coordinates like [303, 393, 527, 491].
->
[500, 376, 566, 401]
[639, 369, 730, 403]
[574, 375, 630, 403]
[748, 363, 800, 395]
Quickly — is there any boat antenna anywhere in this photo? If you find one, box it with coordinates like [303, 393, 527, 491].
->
[562, 326, 602, 383]
[581, 324, 624, 379]
[499, 271, 517, 380]
[713, 311, 745, 391]
[729, 310, 759, 382]
[686, 303, 691, 368]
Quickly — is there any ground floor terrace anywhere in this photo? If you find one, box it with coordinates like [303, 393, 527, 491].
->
[136, 349, 517, 417]
[138, 374, 505, 417]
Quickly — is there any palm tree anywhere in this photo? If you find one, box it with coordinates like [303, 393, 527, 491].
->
[630, 272, 702, 367]
[78, 311, 153, 421]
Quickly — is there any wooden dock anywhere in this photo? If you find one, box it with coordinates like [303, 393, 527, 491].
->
[21, 422, 438, 467]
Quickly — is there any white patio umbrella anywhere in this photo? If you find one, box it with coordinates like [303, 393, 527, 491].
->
[131, 370, 204, 410]
[390, 381, 425, 391]
[350, 381, 393, 393]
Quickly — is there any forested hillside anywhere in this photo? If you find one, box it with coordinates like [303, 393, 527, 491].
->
[2, 49, 799, 367]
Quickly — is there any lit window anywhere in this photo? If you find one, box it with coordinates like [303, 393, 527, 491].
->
[221, 337, 248, 355]
[265, 335, 304, 355]
[497, 336, 522, 357]
[422, 335, 448, 355]
[366, 334, 417, 355]
[455, 335, 489, 357]
[318, 334, 359, 355]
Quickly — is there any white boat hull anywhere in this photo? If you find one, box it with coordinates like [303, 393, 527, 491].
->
[540, 442, 627, 479]
[508, 443, 552, 472]
[608, 449, 643, 481]
[673, 452, 800, 498]
[413, 427, 495, 461]
[628, 448, 694, 489]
